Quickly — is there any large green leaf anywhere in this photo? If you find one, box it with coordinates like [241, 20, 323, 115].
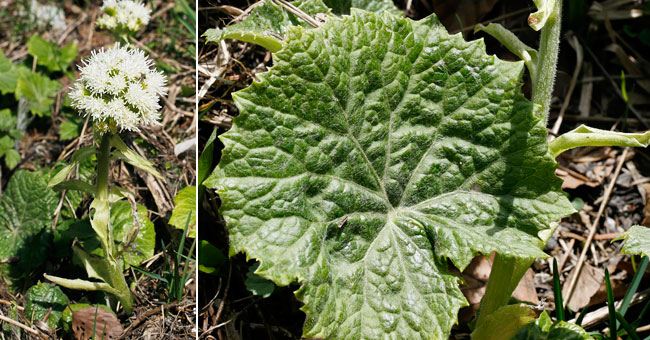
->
[0, 52, 18, 94]
[615, 225, 650, 258]
[24, 282, 68, 330]
[27, 36, 78, 73]
[110, 201, 156, 268]
[203, 0, 331, 52]
[208, 10, 574, 340]
[15, 70, 61, 117]
[54, 201, 155, 269]
[0, 171, 58, 283]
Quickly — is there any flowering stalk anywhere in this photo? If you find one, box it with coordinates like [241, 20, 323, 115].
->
[45, 44, 166, 315]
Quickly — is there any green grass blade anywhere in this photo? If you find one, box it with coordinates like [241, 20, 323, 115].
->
[131, 264, 169, 283]
[633, 300, 650, 328]
[576, 305, 589, 327]
[553, 258, 565, 321]
[620, 256, 649, 317]
[615, 312, 641, 340]
[605, 268, 617, 340]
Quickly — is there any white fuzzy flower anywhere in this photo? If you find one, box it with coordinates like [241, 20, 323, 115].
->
[97, 0, 150, 33]
[69, 44, 167, 133]
[30, 0, 66, 31]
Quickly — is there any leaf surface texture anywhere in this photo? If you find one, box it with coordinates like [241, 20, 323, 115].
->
[208, 10, 574, 340]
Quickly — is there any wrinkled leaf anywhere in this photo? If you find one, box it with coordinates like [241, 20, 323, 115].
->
[245, 262, 276, 298]
[615, 225, 650, 258]
[169, 186, 196, 238]
[15, 70, 61, 117]
[209, 10, 573, 340]
[203, 0, 331, 52]
[27, 36, 78, 72]
[24, 281, 68, 330]
[512, 319, 592, 340]
[0, 171, 58, 283]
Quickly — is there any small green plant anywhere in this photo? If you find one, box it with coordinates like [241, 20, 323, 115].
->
[43, 43, 167, 315]
[133, 209, 197, 303]
[206, 0, 650, 339]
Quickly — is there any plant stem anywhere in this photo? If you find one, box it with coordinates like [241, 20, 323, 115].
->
[95, 132, 134, 314]
[96, 133, 111, 202]
[531, 0, 562, 125]
[474, 255, 532, 334]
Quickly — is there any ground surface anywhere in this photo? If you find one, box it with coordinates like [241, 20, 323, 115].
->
[199, 0, 650, 339]
[0, 0, 196, 339]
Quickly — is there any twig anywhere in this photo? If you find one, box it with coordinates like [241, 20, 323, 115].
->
[581, 38, 649, 129]
[0, 315, 49, 340]
[116, 301, 186, 339]
[569, 288, 650, 329]
[564, 148, 629, 308]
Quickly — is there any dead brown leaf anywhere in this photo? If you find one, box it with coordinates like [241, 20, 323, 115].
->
[72, 307, 123, 340]
[562, 262, 604, 312]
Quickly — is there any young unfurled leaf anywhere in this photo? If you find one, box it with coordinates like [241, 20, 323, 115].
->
[615, 225, 650, 258]
[169, 186, 196, 237]
[209, 9, 574, 340]
[529, 0, 558, 31]
[203, 0, 331, 52]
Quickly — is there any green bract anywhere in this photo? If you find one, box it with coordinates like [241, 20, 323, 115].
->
[208, 9, 574, 340]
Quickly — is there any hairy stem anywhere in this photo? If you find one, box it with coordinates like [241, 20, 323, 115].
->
[95, 132, 133, 314]
[96, 133, 111, 202]
[531, 0, 562, 125]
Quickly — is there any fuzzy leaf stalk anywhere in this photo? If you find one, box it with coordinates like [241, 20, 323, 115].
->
[44, 44, 166, 315]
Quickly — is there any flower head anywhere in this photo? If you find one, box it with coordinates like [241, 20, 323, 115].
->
[30, 0, 66, 31]
[69, 44, 167, 133]
[97, 0, 150, 33]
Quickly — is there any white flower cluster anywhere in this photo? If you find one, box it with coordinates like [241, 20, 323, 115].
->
[69, 44, 167, 133]
[97, 0, 150, 33]
[30, 0, 66, 31]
